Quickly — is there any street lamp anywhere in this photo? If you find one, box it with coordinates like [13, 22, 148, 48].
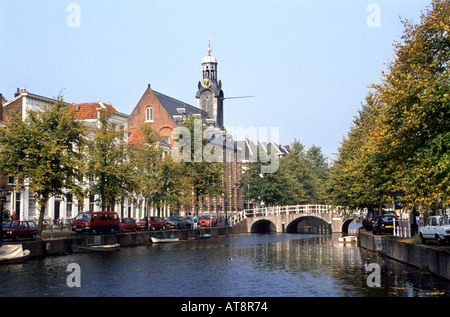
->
[0, 187, 7, 245]
[259, 173, 264, 208]
[225, 196, 229, 226]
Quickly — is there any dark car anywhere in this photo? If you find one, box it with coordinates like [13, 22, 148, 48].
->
[363, 209, 377, 231]
[2, 221, 38, 241]
[166, 216, 188, 229]
[184, 216, 194, 229]
[120, 218, 137, 232]
[372, 213, 396, 235]
[137, 217, 167, 230]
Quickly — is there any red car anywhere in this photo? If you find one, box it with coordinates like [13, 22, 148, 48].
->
[120, 218, 137, 232]
[72, 211, 120, 234]
[2, 221, 39, 240]
[198, 215, 217, 227]
[137, 216, 166, 231]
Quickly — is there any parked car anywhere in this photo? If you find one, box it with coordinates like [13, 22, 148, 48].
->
[372, 213, 395, 235]
[166, 216, 188, 229]
[137, 217, 167, 231]
[72, 211, 120, 234]
[419, 216, 450, 245]
[2, 221, 38, 241]
[120, 218, 137, 232]
[363, 209, 377, 231]
[184, 216, 194, 229]
[198, 215, 217, 227]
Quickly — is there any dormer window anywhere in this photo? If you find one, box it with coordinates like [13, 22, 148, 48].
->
[146, 106, 154, 122]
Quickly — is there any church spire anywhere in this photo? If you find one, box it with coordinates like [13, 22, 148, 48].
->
[207, 36, 212, 56]
[208, 36, 211, 56]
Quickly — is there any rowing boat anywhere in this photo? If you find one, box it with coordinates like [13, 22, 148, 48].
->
[0, 244, 30, 264]
[71, 243, 120, 253]
[151, 233, 179, 243]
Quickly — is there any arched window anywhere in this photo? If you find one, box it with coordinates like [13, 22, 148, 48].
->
[146, 106, 154, 122]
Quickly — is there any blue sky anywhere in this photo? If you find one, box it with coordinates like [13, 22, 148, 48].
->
[0, 0, 432, 162]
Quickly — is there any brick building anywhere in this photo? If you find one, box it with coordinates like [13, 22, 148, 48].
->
[127, 43, 245, 217]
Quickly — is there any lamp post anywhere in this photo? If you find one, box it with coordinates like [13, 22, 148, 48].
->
[259, 173, 264, 208]
[225, 196, 229, 226]
[0, 187, 7, 245]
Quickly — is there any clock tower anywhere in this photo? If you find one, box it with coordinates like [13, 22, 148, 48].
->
[196, 38, 224, 129]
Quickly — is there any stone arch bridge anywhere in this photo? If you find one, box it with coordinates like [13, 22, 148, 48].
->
[230, 205, 357, 234]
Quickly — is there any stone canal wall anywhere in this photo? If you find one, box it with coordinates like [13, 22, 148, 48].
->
[359, 232, 450, 280]
[19, 227, 236, 258]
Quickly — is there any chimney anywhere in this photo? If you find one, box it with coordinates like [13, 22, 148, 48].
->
[14, 87, 26, 97]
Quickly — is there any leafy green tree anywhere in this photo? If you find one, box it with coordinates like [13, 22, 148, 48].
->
[370, 0, 450, 212]
[85, 109, 136, 211]
[0, 98, 87, 232]
[131, 124, 191, 216]
[240, 141, 329, 207]
[329, 1, 450, 215]
[173, 115, 224, 215]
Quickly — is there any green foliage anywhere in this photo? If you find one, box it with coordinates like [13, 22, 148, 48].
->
[85, 109, 137, 211]
[328, 1, 450, 215]
[0, 97, 87, 232]
[131, 124, 191, 215]
[239, 140, 329, 207]
[175, 115, 224, 214]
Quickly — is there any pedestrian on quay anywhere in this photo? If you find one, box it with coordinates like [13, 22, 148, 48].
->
[193, 215, 198, 229]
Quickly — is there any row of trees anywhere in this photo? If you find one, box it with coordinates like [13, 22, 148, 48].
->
[327, 1, 450, 215]
[240, 1, 449, 217]
[0, 102, 224, 232]
[239, 140, 329, 207]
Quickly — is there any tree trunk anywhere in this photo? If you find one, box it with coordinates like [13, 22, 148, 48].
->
[37, 204, 46, 234]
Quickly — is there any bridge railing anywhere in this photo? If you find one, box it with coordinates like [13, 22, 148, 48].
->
[228, 204, 342, 226]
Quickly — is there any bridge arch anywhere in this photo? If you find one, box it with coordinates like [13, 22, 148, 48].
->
[250, 219, 277, 233]
[286, 216, 331, 234]
[341, 218, 355, 234]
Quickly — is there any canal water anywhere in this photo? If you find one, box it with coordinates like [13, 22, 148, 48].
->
[0, 233, 448, 297]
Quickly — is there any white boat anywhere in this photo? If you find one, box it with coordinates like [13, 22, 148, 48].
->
[338, 236, 358, 243]
[71, 243, 120, 253]
[0, 244, 30, 264]
[195, 233, 212, 240]
[151, 234, 179, 243]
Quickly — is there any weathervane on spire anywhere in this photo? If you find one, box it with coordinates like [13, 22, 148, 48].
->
[208, 36, 212, 56]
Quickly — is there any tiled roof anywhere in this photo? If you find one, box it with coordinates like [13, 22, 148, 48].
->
[71, 102, 118, 119]
[153, 90, 207, 119]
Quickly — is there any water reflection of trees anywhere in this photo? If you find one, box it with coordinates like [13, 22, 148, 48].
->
[235, 234, 449, 297]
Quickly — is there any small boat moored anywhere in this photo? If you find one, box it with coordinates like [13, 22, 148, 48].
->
[338, 236, 358, 243]
[195, 233, 212, 240]
[151, 233, 179, 243]
[71, 243, 120, 253]
[0, 244, 30, 264]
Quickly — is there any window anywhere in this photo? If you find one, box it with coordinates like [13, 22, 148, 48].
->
[146, 106, 154, 122]
[28, 194, 35, 219]
[89, 195, 95, 211]
[66, 194, 73, 219]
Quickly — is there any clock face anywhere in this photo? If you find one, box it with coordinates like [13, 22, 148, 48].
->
[201, 78, 212, 89]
